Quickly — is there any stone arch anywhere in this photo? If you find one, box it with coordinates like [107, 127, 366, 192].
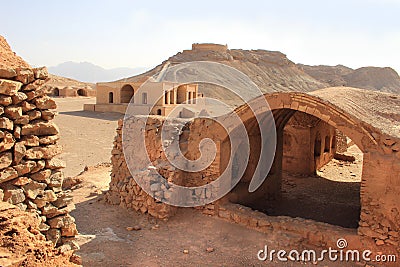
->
[222, 90, 398, 229]
[77, 89, 86, 96]
[177, 85, 187, 104]
[121, 84, 134, 103]
[235, 92, 379, 154]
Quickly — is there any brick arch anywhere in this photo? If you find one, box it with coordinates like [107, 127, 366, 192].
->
[224, 91, 400, 239]
[120, 84, 134, 103]
[235, 92, 380, 153]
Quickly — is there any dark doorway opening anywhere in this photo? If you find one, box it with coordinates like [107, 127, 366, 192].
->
[77, 89, 86, 96]
[109, 92, 114, 103]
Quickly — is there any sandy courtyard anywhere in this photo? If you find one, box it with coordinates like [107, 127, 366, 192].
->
[53, 97, 122, 177]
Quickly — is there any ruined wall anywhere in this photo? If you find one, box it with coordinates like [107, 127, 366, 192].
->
[282, 112, 336, 175]
[359, 143, 400, 247]
[107, 91, 400, 249]
[311, 120, 336, 170]
[105, 116, 225, 217]
[0, 66, 77, 246]
[106, 117, 179, 219]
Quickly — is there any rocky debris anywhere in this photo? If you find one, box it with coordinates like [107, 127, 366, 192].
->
[62, 176, 83, 190]
[334, 153, 356, 162]
[0, 36, 77, 250]
[0, 202, 80, 266]
[105, 117, 179, 219]
[206, 247, 214, 253]
[126, 225, 141, 231]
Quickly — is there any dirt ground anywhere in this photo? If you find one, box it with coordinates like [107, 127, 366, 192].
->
[54, 97, 380, 267]
[53, 97, 122, 177]
[256, 145, 363, 228]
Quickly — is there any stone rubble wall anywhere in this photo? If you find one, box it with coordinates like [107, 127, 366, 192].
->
[105, 116, 224, 218]
[0, 66, 77, 247]
[106, 118, 178, 219]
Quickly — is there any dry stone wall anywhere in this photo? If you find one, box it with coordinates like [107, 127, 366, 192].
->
[0, 66, 77, 247]
[106, 116, 224, 218]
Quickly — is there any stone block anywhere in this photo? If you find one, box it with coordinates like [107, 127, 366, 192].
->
[34, 96, 57, 110]
[0, 152, 12, 169]
[22, 181, 47, 199]
[21, 135, 40, 146]
[4, 106, 22, 120]
[46, 228, 61, 245]
[3, 186, 25, 204]
[0, 117, 13, 131]
[0, 95, 12, 106]
[13, 142, 26, 164]
[21, 121, 59, 136]
[0, 67, 17, 79]
[33, 67, 48, 80]
[25, 145, 62, 159]
[0, 79, 22, 95]
[11, 92, 28, 104]
[45, 158, 66, 169]
[30, 169, 52, 182]
[26, 110, 41, 121]
[13, 161, 36, 176]
[0, 167, 18, 183]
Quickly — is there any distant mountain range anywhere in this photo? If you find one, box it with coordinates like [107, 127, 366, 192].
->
[48, 61, 148, 83]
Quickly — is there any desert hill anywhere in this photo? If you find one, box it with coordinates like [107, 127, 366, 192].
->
[299, 64, 400, 94]
[45, 74, 94, 89]
[123, 43, 400, 98]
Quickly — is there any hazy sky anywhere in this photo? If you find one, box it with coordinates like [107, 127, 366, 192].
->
[1, 0, 399, 73]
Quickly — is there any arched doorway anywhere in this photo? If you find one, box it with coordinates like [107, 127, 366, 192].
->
[77, 89, 86, 96]
[121, 84, 134, 103]
[223, 91, 382, 229]
[53, 88, 59, 96]
[76, 89, 87, 96]
[109, 92, 114, 103]
[177, 85, 187, 104]
[157, 109, 162, 115]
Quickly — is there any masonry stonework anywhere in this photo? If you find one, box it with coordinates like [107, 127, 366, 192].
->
[0, 66, 77, 248]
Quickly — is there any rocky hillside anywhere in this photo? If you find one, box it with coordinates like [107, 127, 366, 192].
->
[124, 43, 400, 97]
[300, 64, 400, 94]
[0, 36, 30, 69]
[125, 44, 328, 94]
